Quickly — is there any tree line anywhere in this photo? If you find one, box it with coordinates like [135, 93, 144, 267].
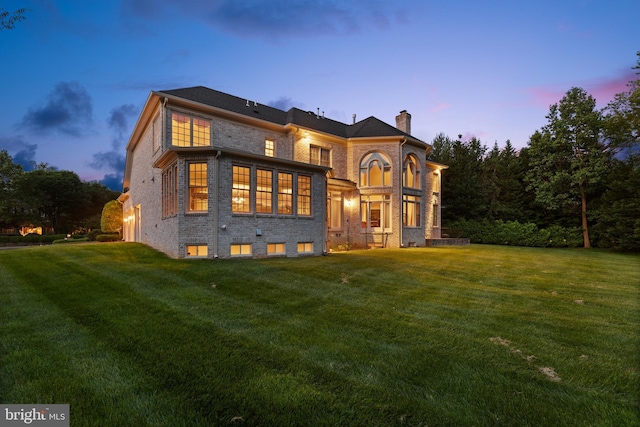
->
[429, 53, 639, 251]
[0, 157, 119, 235]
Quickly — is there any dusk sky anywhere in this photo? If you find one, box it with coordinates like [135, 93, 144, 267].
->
[1, 0, 638, 190]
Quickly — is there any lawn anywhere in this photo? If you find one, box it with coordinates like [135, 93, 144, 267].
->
[0, 243, 638, 426]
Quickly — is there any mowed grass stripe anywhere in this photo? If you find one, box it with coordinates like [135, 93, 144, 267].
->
[1, 243, 638, 426]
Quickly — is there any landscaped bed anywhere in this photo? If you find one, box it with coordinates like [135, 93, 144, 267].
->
[1, 243, 638, 426]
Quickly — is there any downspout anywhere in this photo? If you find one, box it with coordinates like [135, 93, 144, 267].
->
[213, 150, 221, 258]
[399, 138, 406, 247]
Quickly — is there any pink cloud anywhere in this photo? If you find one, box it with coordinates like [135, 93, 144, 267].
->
[429, 103, 450, 113]
[524, 69, 637, 109]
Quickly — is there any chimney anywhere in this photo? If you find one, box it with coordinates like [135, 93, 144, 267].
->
[395, 110, 411, 135]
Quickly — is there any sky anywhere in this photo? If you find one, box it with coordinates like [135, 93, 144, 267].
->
[1, 0, 638, 190]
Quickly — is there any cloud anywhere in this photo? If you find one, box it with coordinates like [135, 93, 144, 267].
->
[88, 103, 137, 191]
[19, 82, 93, 136]
[0, 135, 37, 170]
[429, 103, 451, 113]
[124, 0, 420, 39]
[107, 104, 138, 142]
[523, 69, 637, 109]
[267, 96, 296, 111]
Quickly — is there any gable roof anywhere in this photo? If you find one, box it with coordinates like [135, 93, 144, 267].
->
[157, 86, 424, 143]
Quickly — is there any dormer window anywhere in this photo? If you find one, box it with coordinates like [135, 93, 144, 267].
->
[171, 112, 211, 147]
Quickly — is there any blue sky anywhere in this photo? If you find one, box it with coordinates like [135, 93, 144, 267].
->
[1, 0, 638, 190]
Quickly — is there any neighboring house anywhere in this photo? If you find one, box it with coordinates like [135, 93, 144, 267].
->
[119, 86, 447, 258]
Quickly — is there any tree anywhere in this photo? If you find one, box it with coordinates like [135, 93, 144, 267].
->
[101, 200, 122, 234]
[0, 8, 28, 31]
[16, 169, 88, 233]
[428, 134, 487, 223]
[0, 150, 24, 225]
[525, 87, 610, 248]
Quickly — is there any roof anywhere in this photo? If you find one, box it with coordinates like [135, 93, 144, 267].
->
[157, 86, 424, 143]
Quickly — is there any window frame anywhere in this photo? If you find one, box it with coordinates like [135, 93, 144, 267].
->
[310, 145, 331, 167]
[265, 139, 275, 157]
[403, 194, 421, 227]
[256, 168, 273, 214]
[297, 242, 314, 254]
[187, 162, 208, 213]
[170, 111, 211, 147]
[186, 245, 208, 257]
[277, 171, 293, 215]
[403, 154, 420, 189]
[230, 243, 252, 257]
[297, 175, 311, 216]
[360, 152, 392, 187]
[267, 243, 286, 255]
[232, 165, 252, 214]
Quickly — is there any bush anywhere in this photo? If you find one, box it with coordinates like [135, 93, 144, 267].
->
[52, 237, 89, 244]
[447, 219, 583, 248]
[87, 229, 103, 241]
[96, 233, 122, 242]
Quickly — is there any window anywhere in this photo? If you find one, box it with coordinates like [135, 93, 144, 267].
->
[297, 175, 311, 216]
[256, 169, 273, 213]
[327, 192, 343, 229]
[360, 152, 391, 187]
[186, 245, 208, 257]
[278, 172, 293, 214]
[361, 194, 391, 231]
[171, 112, 211, 147]
[403, 155, 420, 189]
[188, 163, 208, 212]
[267, 243, 285, 255]
[232, 166, 251, 213]
[432, 201, 439, 227]
[230, 244, 252, 256]
[403, 195, 421, 227]
[162, 163, 178, 217]
[310, 146, 330, 167]
[298, 242, 313, 254]
[265, 139, 274, 157]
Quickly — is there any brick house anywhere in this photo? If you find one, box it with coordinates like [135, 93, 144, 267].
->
[119, 86, 446, 258]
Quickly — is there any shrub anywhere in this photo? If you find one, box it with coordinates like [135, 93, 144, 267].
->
[96, 234, 122, 242]
[87, 229, 103, 241]
[447, 219, 583, 248]
[101, 200, 122, 234]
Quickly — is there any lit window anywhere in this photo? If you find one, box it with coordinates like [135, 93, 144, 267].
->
[278, 172, 293, 214]
[360, 152, 391, 187]
[256, 169, 273, 214]
[188, 163, 208, 212]
[297, 175, 311, 216]
[186, 245, 208, 257]
[403, 194, 421, 227]
[265, 139, 274, 157]
[403, 155, 420, 189]
[361, 194, 391, 231]
[267, 243, 285, 255]
[232, 166, 251, 213]
[230, 244, 252, 256]
[171, 112, 211, 147]
[328, 192, 343, 229]
[310, 146, 330, 167]
[297, 242, 313, 254]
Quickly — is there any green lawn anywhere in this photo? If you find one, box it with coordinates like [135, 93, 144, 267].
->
[1, 243, 638, 426]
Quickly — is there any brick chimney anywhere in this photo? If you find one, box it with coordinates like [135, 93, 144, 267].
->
[395, 110, 411, 135]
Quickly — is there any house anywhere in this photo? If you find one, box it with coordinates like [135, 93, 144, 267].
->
[119, 86, 447, 258]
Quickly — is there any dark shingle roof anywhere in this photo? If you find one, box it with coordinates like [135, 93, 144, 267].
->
[157, 86, 421, 142]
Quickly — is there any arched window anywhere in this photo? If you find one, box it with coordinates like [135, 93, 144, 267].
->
[403, 154, 420, 189]
[359, 152, 391, 187]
